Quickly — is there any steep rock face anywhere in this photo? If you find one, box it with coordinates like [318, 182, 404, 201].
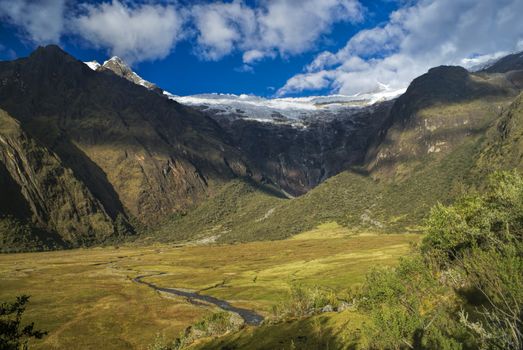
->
[0, 45, 253, 245]
[98, 56, 162, 93]
[475, 92, 523, 174]
[209, 102, 393, 195]
[366, 66, 521, 181]
[0, 109, 114, 245]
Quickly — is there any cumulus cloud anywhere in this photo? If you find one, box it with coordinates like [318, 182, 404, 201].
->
[0, 0, 363, 66]
[278, 0, 523, 96]
[0, 0, 66, 44]
[191, 0, 257, 60]
[191, 0, 364, 62]
[71, 0, 183, 64]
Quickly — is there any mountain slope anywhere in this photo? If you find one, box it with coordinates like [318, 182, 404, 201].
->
[153, 64, 523, 242]
[475, 91, 523, 175]
[484, 51, 523, 73]
[0, 45, 256, 249]
[0, 109, 113, 250]
[366, 65, 517, 180]
[211, 101, 394, 195]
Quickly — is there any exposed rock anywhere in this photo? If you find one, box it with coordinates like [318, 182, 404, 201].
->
[99, 56, 163, 94]
[0, 45, 256, 248]
[336, 301, 352, 312]
[0, 109, 114, 245]
[321, 304, 334, 313]
[205, 101, 393, 195]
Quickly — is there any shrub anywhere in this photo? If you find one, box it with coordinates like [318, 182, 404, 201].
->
[358, 171, 523, 349]
[272, 284, 339, 320]
[0, 295, 47, 350]
[422, 170, 523, 267]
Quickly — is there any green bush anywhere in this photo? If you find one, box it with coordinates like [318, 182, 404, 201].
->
[272, 284, 339, 320]
[356, 171, 523, 349]
[0, 295, 47, 350]
[148, 312, 242, 350]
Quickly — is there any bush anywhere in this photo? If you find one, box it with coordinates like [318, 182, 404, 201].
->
[0, 295, 47, 350]
[356, 171, 523, 349]
[272, 284, 340, 320]
[422, 171, 523, 266]
[358, 257, 466, 349]
[148, 312, 243, 350]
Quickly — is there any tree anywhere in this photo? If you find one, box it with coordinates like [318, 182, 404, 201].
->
[0, 295, 47, 350]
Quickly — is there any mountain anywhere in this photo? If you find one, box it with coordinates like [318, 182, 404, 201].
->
[152, 63, 523, 243]
[0, 45, 255, 251]
[483, 51, 523, 73]
[475, 91, 523, 175]
[164, 88, 403, 195]
[80, 56, 408, 196]
[84, 56, 162, 93]
[2, 46, 523, 251]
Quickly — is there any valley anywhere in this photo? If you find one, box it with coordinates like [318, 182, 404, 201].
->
[1, 39, 523, 350]
[0, 225, 418, 349]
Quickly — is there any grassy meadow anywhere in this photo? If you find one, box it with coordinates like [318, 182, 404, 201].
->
[0, 223, 419, 349]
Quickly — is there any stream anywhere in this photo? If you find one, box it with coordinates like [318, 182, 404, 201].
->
[133, 274, 264, 326]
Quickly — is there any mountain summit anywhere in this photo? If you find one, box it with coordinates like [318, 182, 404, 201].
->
[84, 56, 162, 93]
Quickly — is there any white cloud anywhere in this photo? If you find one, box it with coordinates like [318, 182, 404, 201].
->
[279, 0, 523, 96]
[71, 0, 183, 64]
[0, 0, 66, 44]
[191, 0, 257, 60]
[257, 0, 364, 56]
[0, 0, 363, 66]
[191, 0, 364, 62]
[243, 49, 272, 64]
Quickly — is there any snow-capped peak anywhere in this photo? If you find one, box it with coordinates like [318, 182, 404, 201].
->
[104, 56, 124, 65]
[84, 60, 101, 71]
[91, 56, 160, 91]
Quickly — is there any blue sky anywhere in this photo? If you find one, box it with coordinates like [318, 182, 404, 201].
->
[1, 0, 523, 97]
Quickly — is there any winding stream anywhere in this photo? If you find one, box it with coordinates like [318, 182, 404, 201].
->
[133, 274, 264, 326]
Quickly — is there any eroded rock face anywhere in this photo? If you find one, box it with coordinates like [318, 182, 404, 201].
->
[201, 102, 394, 196]
[0, 45, 254, 246]
[0, 109, 114, 245]
[366, 65, 521, 181]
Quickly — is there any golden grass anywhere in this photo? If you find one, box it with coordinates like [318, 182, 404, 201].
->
[0, 223, 419, 349]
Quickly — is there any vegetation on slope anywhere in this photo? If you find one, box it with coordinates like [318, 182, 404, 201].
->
[151, 66, 523, 244]
[0, 109, 115, 249]
[0, 45, 258, 251]
[197, 171, 523, 349]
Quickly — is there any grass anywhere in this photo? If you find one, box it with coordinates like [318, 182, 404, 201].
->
[0, 224, 419, 349]
[193, 310, 368, 350]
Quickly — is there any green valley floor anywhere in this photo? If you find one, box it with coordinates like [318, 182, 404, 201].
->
[0, 223, 419, 349]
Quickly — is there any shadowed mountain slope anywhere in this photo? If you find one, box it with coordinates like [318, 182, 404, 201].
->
[2, 47, 523, 250]
[0, 45, 256, 249]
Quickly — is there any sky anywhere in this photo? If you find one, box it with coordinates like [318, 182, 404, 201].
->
[1, 0, 523, 98]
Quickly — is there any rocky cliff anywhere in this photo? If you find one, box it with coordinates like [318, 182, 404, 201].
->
[0, 45, 254, 249]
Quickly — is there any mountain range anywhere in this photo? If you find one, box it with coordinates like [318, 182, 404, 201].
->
[1, 45, 523, 252]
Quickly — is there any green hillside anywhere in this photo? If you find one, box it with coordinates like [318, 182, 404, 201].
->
[152, 69, 522, 244]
